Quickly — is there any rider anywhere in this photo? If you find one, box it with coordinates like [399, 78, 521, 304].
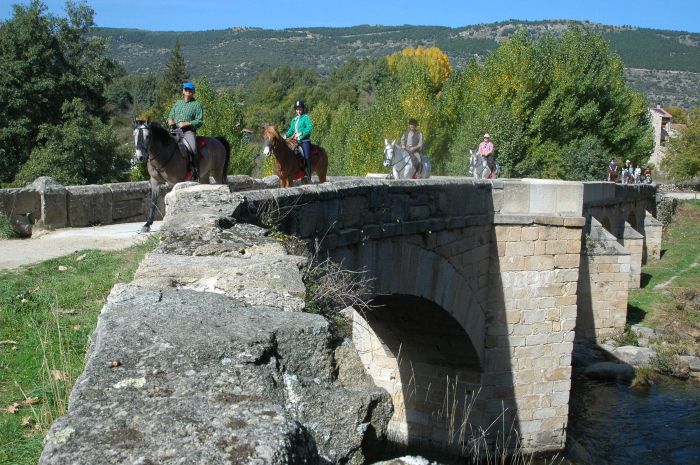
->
[401, 118, 424, 175]
[608, 158, 618, 182]
[478, 133, 495, 175]
[284, 100, 314, 181]
[167, 81, 204, 181]
[623, 159, 634, 183]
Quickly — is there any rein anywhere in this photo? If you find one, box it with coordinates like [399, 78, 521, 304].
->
[137, 125, 179, 173]
[386, 145, 411, 173]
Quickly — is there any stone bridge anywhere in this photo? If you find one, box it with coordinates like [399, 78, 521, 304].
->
[234, 178, 659, 454]
[40, 177, 660, 463]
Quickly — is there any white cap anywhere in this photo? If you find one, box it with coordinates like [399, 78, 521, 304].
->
[483, 133, 491, 139]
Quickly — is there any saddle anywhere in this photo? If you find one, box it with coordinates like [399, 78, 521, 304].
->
[171, 129, 207, 177]
[291, 141, 317, 181]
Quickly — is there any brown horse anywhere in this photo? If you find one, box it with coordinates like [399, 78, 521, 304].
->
[263, 124, 328, 187]
[133, 121, 230, 231]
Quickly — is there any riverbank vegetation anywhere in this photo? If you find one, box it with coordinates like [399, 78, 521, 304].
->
[628, 200, 700, 377]
[0, 236, 158, 465]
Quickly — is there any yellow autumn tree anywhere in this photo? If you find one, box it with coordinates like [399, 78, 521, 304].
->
[387, 46, 451, 91]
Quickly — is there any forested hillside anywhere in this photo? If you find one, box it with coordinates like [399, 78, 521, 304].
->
[4, 2, 697, 188]
[96, 20, 700, 108]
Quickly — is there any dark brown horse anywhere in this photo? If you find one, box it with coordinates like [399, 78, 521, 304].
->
[133, 121, 230, 231]
[263, 124, 328, 187]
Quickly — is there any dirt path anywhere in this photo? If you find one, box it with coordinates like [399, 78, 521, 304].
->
[0, 222, 162, 271]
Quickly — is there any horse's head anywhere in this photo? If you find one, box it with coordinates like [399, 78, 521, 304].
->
[263, 123, 280, 156]
[383, 139, 396, 167]
[133, 120, 151, 163]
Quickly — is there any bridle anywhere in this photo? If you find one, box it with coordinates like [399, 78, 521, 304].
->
[134, 123, 178, 173]
[263, 130, 295, 158]
[384, 143, 411, 173]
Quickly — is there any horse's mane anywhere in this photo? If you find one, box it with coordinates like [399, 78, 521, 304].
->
[264, 124, 282, 139]
[146, 122, 172, 145]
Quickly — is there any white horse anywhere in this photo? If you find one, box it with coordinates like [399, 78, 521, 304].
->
[383, 139, 431, 179]
[469, 149, 500, 180]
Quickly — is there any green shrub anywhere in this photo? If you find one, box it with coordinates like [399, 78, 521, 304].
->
[0, 212, 17, 239]
[611, 325, 639, 347]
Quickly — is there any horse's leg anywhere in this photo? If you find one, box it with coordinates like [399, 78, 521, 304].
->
[142, 178, 159, 232]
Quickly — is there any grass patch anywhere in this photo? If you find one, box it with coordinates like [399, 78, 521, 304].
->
[0, 235, 158, 465]
[0, 213, 16, 239]
[610, 325, 639, 347]
[628, 200, 700, 334]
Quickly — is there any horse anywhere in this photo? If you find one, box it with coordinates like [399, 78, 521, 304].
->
[263, 124, 328, 187]
[469, 149, 500, 180]
[383, 139, 431, 179]
[133, 120, 230, 232]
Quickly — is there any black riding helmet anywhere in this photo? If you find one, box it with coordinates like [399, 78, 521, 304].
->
[294, 100, 306, 112]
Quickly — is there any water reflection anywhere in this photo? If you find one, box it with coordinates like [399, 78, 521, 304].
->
[567, 376, 700, 465]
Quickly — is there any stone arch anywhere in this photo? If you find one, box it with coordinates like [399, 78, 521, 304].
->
[352, 294, 482, 451]
[330, 235, 487, 367]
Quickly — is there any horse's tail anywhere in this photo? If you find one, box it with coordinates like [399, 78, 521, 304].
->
[216, 137, 230, 184]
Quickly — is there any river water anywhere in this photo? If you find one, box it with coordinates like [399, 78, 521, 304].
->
[566, 375, 700, 465]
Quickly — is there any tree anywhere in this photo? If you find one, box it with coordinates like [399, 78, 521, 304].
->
[666, 105, 688, 124]
[662, 108, 700, 180]
[387, 46, 451, 92]
[243, 65, 322, 129]
[138, 39, 190, 123]
[157, 39, 189, 104]
[14, 99, 131, 186]
[442, 27, 653, 179]
[194, 78, 255, 176]
[0, 0, 119, 184]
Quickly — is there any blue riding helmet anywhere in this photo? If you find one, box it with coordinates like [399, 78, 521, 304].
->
[183, 82, 195, 92]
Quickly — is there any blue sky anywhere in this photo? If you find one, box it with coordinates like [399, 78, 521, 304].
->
[2, 0, 700, 33]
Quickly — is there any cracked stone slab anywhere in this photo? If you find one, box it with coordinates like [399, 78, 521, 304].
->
[132, 252, 307, 312]
[40, 284, 333, 465]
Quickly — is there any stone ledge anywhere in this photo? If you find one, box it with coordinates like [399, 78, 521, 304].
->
[494, 214, 585, 227]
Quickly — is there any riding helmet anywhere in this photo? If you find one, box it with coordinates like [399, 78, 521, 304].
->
[294, 100, 305, 110]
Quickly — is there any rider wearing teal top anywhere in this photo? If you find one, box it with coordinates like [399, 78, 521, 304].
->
[284, 104, 313, 141]
[285, 100, 314, 180]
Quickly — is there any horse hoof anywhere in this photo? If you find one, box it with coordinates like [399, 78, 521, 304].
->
[140, 225, 151, 233]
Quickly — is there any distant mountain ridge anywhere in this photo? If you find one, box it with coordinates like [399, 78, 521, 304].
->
[95, 20, 700, 108]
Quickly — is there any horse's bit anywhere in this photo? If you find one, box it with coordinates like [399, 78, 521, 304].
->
[385, 145, 412, 173]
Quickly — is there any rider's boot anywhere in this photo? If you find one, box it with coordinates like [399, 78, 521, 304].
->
[191, 151, 200, 182]
[304, 159, 313, 182]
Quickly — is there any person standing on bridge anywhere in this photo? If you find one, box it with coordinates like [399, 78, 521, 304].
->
[478, 133, 496, 177]
[401, 118, 424, 176]
[167, 82, 204, 181]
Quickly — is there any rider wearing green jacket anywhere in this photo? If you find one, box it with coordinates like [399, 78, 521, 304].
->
[167, 82, 204, 180]
[285, 100, 314, 180]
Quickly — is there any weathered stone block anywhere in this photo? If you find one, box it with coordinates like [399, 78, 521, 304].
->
[66, 184, 112, 227]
